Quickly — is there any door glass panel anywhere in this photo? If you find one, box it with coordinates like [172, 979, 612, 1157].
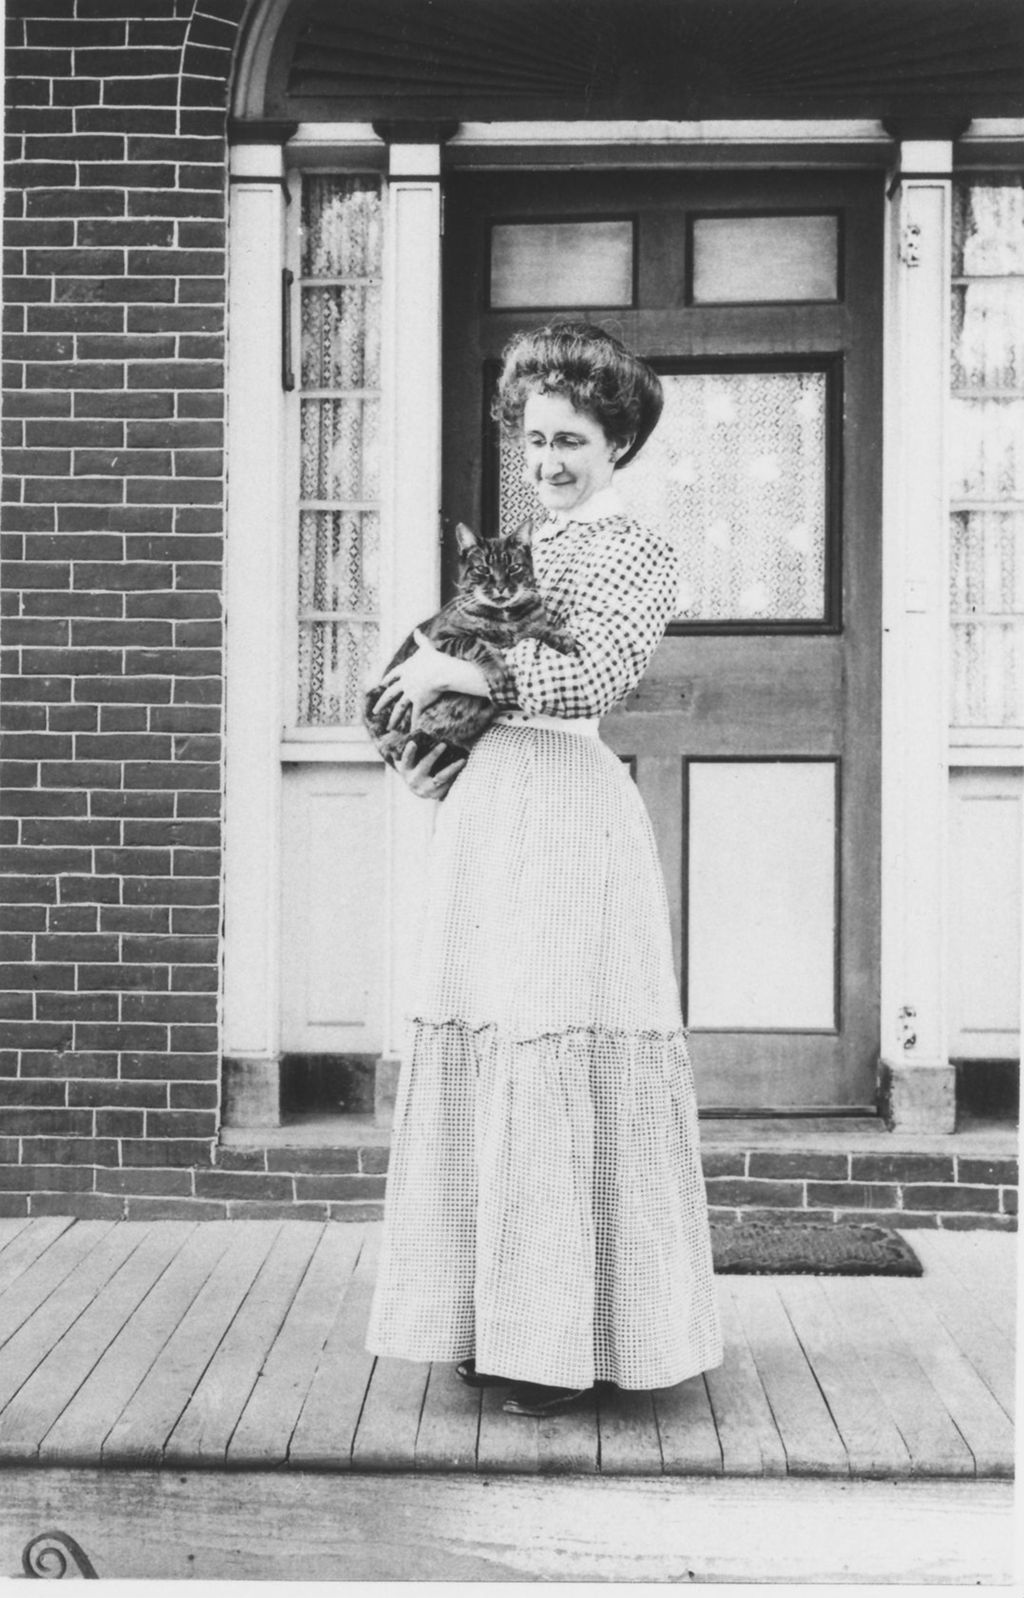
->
[489, 220, 634, 308]
[296, 175, 383, 726]
[691, 214, 839, 303]
[687, 762, 837, 1030]
[498, 367, 830, 623]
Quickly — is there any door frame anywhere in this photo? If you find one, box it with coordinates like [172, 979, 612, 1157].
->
[443, 163, 883, 1112]
[222, 117, 969, 1129]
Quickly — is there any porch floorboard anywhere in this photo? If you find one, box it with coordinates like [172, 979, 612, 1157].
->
[0, 1219, 1014, 1481]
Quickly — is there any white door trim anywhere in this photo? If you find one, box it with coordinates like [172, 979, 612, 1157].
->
[879, 140, 956, 1131]
[376, 143, 446, 1118]
[222, 140, 290, 1125]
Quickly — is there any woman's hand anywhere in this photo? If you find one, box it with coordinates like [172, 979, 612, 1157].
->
[373, 630, 490, 730]
[396, 740, 466, 800]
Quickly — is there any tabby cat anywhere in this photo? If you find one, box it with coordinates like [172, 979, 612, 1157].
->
[363, 519, 572, 772]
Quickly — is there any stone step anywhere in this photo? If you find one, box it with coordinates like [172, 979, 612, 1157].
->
[206, 1115, 1018, 1228]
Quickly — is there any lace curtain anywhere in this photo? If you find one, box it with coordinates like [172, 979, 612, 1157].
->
[296, 175, 383, 725]
[950, 181, 1024, 729]
[500, 369, 828, 622]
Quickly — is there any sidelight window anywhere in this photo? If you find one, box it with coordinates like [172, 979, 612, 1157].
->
[294, 174, 384, 726]
[949, 179, 1024, 732]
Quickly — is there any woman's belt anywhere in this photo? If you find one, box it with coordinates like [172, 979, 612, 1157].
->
[494, 712, 599, 738]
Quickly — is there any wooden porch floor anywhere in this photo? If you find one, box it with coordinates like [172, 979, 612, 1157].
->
[0, 1217, 1014, 1480]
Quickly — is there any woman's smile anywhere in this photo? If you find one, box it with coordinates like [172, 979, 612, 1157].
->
[522, 390, 626, 514]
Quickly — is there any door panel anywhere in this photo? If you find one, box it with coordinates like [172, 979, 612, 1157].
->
[687, 760, 838, 1031]
[443, 169, 882, 1111]
[280, 765, 385, 1054]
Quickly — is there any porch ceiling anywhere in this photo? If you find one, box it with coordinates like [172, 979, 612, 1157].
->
[265, 0, 1024, 123]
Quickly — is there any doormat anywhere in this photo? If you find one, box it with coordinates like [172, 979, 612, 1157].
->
[710, 1219, 923, 1276]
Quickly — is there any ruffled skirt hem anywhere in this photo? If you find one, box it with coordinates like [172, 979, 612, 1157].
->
[365, 1018, 723, 1391]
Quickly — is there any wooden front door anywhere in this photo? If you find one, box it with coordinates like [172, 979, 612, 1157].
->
[443, 169, 882, 1112]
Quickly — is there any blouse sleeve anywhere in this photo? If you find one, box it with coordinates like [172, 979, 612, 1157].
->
[482, 524, 680, 719]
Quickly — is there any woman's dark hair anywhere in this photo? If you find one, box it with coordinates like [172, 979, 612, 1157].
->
[494, 321, 664, 470]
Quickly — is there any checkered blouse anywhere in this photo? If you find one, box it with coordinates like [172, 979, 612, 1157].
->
[484, 502, 680, 719]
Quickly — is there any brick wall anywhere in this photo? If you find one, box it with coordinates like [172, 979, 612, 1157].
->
[5, 1134, 1010, 1227]
[703, 1149, 1018, 1232]
[1, 0, 247, 1215]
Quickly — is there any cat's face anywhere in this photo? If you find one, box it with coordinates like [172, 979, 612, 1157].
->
[458, 530, 536, 613]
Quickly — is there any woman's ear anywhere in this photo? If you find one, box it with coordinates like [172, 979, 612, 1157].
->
[612, 436, 635, 462]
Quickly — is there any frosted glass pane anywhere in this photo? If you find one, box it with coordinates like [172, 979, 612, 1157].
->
[298, 510, 380, 614]
[692, 215, 838, 303]
[500, 368, 829, 622]
[688, 762, 837, 1030]
[301, 175, 383, 277]
[300, 398, 380, 500]
[953, 181, 1024, 277]
[951, 280, 1024, 392]
[490, 220, 634, 308]
[951, 620, 1024, 727]
[297, 619, 380, 726]
[949, 396, 1024, 500]
[949, 510, 1024, 617]
[301, 286, 381, 388]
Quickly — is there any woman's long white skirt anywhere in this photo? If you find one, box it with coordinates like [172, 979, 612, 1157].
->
[365, 722, 722, 1391]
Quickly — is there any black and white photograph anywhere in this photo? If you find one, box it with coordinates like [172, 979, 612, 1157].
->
[0, 0, 1020, 1584]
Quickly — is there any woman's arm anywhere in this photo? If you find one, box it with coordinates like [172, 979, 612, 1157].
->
[372, 630, 491, 730]
[483, 528, 679, 719]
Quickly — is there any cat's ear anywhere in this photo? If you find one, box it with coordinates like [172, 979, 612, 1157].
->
[455, 522, 479, 554]
[513, 518, 533, 549]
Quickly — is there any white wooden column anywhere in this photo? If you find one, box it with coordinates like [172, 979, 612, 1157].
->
[376, 142, 445, 1122]
[879, 140, 956, 1131]
[222, 140, 290, 1126]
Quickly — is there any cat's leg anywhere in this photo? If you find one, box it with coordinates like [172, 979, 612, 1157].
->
[516, 621, 575, 653]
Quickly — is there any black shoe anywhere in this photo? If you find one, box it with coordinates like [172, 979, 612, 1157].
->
[502, 1383, 592, 1417]
[455, 1358, 513, 1389]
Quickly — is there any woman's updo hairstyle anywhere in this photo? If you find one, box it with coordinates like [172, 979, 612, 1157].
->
[494, 321, 663, 470]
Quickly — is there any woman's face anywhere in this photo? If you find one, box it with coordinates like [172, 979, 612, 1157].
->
[522, 390, 628, 515]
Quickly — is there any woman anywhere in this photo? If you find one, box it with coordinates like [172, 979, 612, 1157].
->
[366, 323, 721, 1417]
